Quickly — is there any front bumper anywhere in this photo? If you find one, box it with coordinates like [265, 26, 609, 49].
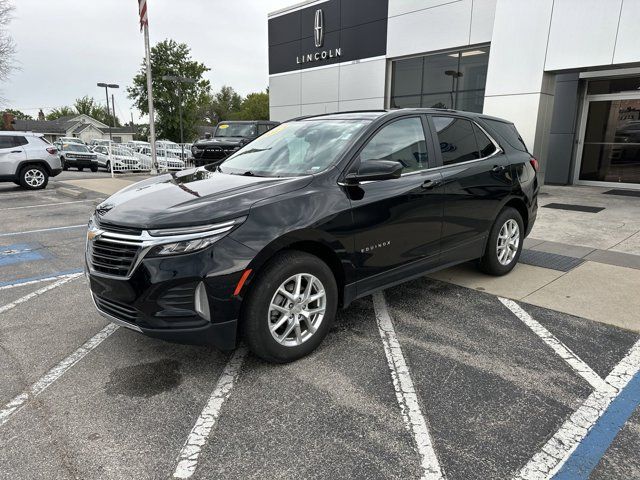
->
[87, 236, 256, 350]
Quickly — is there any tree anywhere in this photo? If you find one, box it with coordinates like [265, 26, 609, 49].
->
[3, 108, 32, 120]
[236, 90, 269, 121]
[0, 0, 16, 102]
[128, 39, 211, 142]
[73, 95, 121, 127]
[46, 106, 76, 121]
[201, 86, 243, 123]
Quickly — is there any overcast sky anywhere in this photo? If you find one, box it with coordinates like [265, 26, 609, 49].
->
[2, 0, 294, 122]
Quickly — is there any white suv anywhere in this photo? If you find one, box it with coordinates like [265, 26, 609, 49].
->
[0, 132, 62, 189]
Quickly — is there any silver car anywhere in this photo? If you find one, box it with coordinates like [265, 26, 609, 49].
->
[0, 131, 62, 189]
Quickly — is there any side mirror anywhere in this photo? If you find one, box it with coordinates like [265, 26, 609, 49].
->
[344, 160, 403, 184]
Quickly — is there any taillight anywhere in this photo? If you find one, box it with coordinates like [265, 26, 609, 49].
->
[46, 147, 58, 155]
[529, 157, 539, 171]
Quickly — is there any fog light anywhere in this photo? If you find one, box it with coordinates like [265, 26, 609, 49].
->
[194, 282, 211, 322]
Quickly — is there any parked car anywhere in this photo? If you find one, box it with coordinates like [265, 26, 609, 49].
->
[133, 145, 185, 171]
[86, 109, 538, 363]
[89, 139, 112, 148]
[92, 144, 143, 172]
[191, 120, 279, 167]
[0, 131, 61, 189]
[60, 142, 98, 172]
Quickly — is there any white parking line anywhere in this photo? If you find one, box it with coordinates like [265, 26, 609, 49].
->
[0, 273, 82, 314]
[373, 292, 445, 480]
[0, 224, 86, 237]
[0, 323, 119, 427]
[0, 272, 83, 291]
[515, 338, 640, 479]
[0, 199, 98, 211]
[498, 297, 613, 393]
[172, 345, 248, 479]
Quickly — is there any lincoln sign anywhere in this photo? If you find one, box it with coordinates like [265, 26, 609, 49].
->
[296, 47, 342, 65]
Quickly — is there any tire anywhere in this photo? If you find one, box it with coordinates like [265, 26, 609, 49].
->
[78, 167, 84, 172]
[61, 157, 68, 171]
[242, 251, 338, 363]
[90, 165, 98, 172]
[19, 165, 48, 190]
[479, 206, 524, 276]
[105, 160, 111, 172]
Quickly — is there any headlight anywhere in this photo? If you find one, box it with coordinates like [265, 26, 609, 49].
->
[146, 217, 246, 257]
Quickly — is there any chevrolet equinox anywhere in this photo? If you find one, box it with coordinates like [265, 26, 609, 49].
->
[86, 109, 538, 363]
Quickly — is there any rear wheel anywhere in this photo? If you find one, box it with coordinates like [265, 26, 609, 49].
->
[242, 251, 337, 363]
[479, 206, 523, 276]
[105, 160, 111, 171]
[19, 165, 48, 190]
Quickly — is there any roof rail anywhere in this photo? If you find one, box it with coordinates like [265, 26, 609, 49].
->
[285, 109, 389, 122]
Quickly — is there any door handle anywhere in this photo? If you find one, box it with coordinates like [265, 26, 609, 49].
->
[10, 150, 21, 154]
[492, 165, 506, 173]
[421, 179, 441, 190]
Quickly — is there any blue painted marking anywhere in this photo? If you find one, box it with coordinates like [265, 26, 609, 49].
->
[0, 243, 48, 267]
[553, 371, 640, 479]
[0, 268, 84, 287]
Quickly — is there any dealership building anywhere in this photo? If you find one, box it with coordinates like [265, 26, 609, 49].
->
[268, 0, 640, 188]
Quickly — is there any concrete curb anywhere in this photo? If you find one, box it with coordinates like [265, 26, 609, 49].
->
[56, 187, 86, 199]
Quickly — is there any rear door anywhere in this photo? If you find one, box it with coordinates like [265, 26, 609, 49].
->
[0, 136, 27, 177]
[428, 114, 513, 263]
[345, 115, 444, 294]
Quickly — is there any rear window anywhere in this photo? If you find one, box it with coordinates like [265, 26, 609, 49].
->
[482, 119, 528, 153]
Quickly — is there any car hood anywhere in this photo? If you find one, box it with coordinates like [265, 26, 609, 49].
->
[95, 168, 313, 230]
[195, 137, 247, 147]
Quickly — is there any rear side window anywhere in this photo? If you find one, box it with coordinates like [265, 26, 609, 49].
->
[482, 119, 528, 153]
[432, 116, 479, 165]
[0, 136, 15, 149]
[13, 136, 28, 146]
[257, 124, 269, 135]
[473, 124, 497, 157]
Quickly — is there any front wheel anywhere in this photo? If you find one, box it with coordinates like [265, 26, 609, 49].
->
[241, 251, 338, 363]
[90, 165, 98, 172]
[105, 160, 110, 171]
[19, 165, 48, 190]
[78, 167, 84, 172]
[478, 206, 524, 276]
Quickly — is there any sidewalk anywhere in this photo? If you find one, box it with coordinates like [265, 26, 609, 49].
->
[432, 185, 640, 332]
[59, 175, 150, 196]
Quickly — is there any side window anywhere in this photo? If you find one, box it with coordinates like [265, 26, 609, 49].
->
[433, 116, 479, 165]
[13, 136, 28, 146]
[473, 124, 497, 158]
[0, 136, 15, 149]
[257, 124, 269, 135]
[359, 117, 428, 174]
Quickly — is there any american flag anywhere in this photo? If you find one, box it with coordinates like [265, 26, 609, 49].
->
[138, 0, 148, 31]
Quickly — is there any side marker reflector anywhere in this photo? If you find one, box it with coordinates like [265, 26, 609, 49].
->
[233, 269, 252, 296]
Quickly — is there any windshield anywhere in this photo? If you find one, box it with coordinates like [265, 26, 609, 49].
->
[215, 123, 257, 138]
[112, 146, 134, 157]
[218, 120, 369, 177]
[63, 143, 89, 152]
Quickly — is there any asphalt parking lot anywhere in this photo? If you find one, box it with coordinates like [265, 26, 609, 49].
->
[1, 180, 639, 480]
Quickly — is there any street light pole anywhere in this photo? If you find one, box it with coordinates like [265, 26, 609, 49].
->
[162, 75, 196, 163]
[97, 82, 120, 141]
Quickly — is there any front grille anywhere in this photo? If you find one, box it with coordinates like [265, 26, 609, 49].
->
[94, 295, 138, 323]
[90, 238, 140, 276]
[97, 220, 143, 236]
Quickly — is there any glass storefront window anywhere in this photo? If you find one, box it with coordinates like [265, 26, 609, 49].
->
[587, 77, 640, 95]
[390, 47, 489, 113]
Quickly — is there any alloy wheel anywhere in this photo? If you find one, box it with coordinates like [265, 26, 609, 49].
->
[24, 169, 45, 188]
[496, 219, 520, 265]
[268, 273, 327, 347]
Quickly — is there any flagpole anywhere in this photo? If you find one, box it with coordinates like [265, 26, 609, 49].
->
[143, 21, 158, 173]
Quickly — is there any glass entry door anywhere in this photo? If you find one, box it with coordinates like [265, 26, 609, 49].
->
[578, 98, 640, 185]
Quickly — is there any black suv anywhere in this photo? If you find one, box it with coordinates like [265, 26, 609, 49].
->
[191, 120, 279, 167]
[59, 142, 98, 172]
[86, 109, 538, 363]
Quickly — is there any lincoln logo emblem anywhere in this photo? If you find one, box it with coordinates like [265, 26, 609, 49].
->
[314, 9, 324, 48]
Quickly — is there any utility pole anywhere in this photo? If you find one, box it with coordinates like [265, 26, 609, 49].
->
[162, 75, 196, 162]
[143, 22, 158, 172]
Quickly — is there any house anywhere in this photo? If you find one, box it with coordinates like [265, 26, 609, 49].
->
[12, 114, 135, 144]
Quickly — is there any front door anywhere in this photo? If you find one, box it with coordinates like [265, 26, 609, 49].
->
[577, 97, 640, 187]
[345, 116, 444, 295]
[0, 136, 26, 177]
